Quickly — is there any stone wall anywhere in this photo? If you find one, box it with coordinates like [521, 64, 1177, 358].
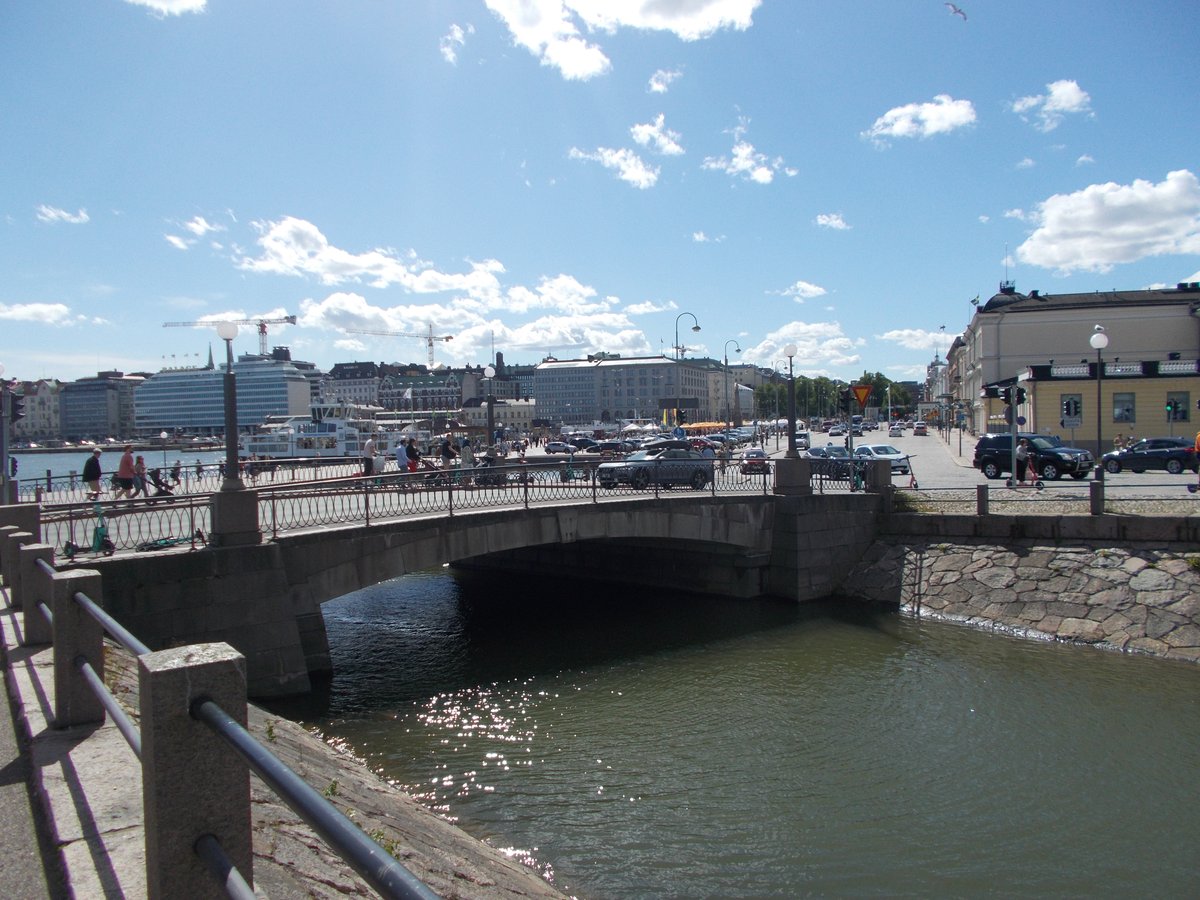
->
[840, 536, 1200, 664]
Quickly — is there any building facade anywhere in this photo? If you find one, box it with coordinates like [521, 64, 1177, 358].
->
[944, 282, 1200, 455]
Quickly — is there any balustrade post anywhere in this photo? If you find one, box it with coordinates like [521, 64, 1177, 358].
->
[363, 480, 370, 527]
[976, 483, 989, 516]
[51, 568, 105, 728]
[140, 643, 251, 900]
[17, 542, 54, 645]
[2, 530, 34, 609]
[1089, 479, 1105, 515]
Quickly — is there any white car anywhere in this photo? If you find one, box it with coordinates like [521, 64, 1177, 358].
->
[854, 444, 909, 474]
[794, 430, 811, 450]
[888, 425, 903, 438]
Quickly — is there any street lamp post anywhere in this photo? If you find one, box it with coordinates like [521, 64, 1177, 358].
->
[159, 430, 169, 471]
[216, 321, 243, 491]
[724, 339, 741, 433]
[785, 344, 798, 458]
[675, 312, 701, 360]
[1090, 324, 1109, 475]
[483, 365, 496, 448]
[0, 362, 11, 505]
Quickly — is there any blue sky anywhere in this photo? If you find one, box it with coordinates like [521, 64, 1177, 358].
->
[4, 0, 1199, 384]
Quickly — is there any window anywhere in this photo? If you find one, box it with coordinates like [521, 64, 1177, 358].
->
[1167, 391, 1190, 423]
[1112, 392, 1135, 423]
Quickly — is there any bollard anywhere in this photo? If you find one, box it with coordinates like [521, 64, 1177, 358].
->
[140, 643, 252, 900]
[51, 568, 106, 728]
[976, 483, 989, 516]
[1090, 479, 1104, 515]
[17, 543, 55, 645]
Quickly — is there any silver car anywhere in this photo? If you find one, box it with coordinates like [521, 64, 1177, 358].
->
[598, 448, 712, 490]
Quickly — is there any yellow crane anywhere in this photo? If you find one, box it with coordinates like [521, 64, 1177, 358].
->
[346, 324, 453, 368]
[162, 315, 298, 355]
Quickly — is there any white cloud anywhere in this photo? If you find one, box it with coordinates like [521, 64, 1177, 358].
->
[978, 215, 990, 224]
[1017, 157, 1036, 169]
[1076, 154, 1095, 166]
[236, 216, 507, 295]
[877, 328, 945, 351]
[815, 213, 850, 230]
[124, 0, 206, 14]
[1011, 79, 1093, 132]
[746, 321, 860, 370]
[692, 231, 725, 243]
[35, 205, 89, 224]
[568, 146, 659, 188]
[440, 23, 474, 64]
[0, 302, 75, 325]
[183, 216, 224, 237]
[1004, 208, 1028, 221]
[1016, 169, 1200, 274]
[485, 0, 758, 80]
[165, 234, 190, 251]
[702, 118, 793, 184]
[648, 68, 682, 93]
[778, 280, 828, 301]
[862, 94, 976, 146]
[631, 113, 684, 156]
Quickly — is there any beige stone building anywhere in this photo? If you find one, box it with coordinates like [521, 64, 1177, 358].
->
[941, 282, 1200, 455]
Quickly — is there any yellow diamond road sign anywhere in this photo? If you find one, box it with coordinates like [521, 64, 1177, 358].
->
[852, 384, 871, 408]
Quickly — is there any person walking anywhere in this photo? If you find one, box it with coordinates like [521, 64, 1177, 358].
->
[82, 447, 103, 501]
[405, 436, 421, 473]
[114, 445, 137, 499]
[133, 455, 149, 496]
[362, 435, 376, 477]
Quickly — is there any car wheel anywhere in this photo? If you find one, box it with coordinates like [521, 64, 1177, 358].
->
[690, 469, 707, 490]
[1071, 472, 1089, 480]
[1167, 459, 1184, 475]
[982, 460, 1001, 479]
[1105, 459, 1121, 474]
[631, 469, 650, 490]
[1041, 462, 1062, 480]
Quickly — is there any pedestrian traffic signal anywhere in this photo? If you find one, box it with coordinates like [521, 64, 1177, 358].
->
[1062, 398, 1072, 417]
[1000, 386, 1012, 405]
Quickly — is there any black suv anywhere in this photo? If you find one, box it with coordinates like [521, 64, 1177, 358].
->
[973, 432, 1094, 480]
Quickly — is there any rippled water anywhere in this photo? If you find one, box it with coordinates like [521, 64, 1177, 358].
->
[274, 570, 1200, 898]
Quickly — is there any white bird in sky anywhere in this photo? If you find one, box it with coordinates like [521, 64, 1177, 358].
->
[945, 3, 967, 20]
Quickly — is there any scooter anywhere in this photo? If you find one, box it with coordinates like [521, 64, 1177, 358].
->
[63, 503, 116, 559]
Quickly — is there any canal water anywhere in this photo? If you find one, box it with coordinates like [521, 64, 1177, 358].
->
[246, 572, 1200, 897]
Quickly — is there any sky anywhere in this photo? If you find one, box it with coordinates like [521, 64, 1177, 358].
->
[3, 0, 1200, 386]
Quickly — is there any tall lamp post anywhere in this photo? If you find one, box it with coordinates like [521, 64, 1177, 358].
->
[483, 365, 496, 447]
[723, 339, 741, 433]
[1090, 324, 1108, 475]
[675, 312, 701, 360]
[216, 321, 243, 491]
[0, 362, 10, 505]
[784, 343, 798, 458]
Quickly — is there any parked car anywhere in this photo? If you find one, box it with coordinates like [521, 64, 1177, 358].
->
[853, 444, 910, 474]
[544, 441, 574, 454]
[567, 436, 598, 450]
[1101, 437, 1198, 474]
[739, 448, 769, 475]
[973, 432, 1092, 480]
[913, 422, 928, 436]
[598, 448, 712, 490]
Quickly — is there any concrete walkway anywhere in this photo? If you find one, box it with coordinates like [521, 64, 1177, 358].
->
[0, 590, 69, 898]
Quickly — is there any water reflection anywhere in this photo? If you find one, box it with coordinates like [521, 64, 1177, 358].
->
[275, 570, 1199, 898]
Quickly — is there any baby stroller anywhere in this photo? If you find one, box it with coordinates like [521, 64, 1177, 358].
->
[473, 453, 508, 487]
[146, 468, 176, 501]
[420, 457, 452, 487]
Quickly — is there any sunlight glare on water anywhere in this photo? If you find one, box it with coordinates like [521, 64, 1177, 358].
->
[280, 570, 1200, 898]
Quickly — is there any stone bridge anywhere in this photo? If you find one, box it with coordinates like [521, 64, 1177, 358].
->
[38, 492, 883, 697]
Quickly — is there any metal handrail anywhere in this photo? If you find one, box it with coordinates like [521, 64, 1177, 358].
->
[191, 698, 439, 900]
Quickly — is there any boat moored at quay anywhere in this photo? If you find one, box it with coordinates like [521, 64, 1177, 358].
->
[242, 402, 421, 460]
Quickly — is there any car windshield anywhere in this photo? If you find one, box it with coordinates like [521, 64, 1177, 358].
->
[1030, 437, 1061, 451]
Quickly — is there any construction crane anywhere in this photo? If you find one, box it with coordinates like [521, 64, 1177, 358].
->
[163, 315, 298, 355]
[346, 324, 453, 368]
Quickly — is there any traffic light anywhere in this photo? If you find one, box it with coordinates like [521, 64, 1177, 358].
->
[838, 387, 851, 414]
[675, 408, 686, 424]
[1015, 386, 1027, 404]
[1166, 399, 1176, 418]
[9, 392, 25, 423]
[1062, 398, 1072, 417]
[1000, 386, 1012, 405]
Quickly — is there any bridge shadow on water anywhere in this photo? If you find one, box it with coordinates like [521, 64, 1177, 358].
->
[262, 568, 900, 722]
